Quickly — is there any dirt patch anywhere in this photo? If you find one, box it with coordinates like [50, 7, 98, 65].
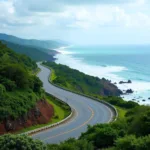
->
[0, 100, 54, 135]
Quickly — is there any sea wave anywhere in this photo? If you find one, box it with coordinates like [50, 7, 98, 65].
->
[55, 45, 75, 55]
[54, 53, 127, 83]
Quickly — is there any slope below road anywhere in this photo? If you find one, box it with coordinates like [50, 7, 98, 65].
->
[32, 63, 115, 144]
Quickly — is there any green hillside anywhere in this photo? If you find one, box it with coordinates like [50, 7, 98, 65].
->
[0, 41, 44, 122]
[43, 62, 122, 97]
[2, 40, 57, 62]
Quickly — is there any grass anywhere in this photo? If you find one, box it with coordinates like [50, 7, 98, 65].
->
[16, 95, 71, 134]
[50, 67, 56, 81]
[115, 106, 127, 120]
[47, 97, 67, 123]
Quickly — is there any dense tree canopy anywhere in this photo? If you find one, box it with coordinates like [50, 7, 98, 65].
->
[126, 106, 150, 136]
[48, 138, 94, 150]
[0, 134, 46, 150]
[115, 135, 150, 150]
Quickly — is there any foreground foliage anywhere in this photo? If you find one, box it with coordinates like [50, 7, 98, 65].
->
[0, 134, 46, 150]
[47, 138, 94, 150]
[115, 135, 150, 150]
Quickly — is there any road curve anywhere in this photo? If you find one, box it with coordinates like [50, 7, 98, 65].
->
[32, 64, 114, 144]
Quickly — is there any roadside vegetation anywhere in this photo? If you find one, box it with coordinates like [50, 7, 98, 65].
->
[47, 94, 71, 119]
[43, 61, 122, 97]
[17, 94, 71, 134]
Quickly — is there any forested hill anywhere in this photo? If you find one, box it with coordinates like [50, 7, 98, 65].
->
[0, 33, 67, 49]
[0, 41, 47, 133]
[1, 40, 57, 62]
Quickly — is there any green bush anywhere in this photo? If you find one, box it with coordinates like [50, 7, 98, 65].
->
[48, 138, 94, 150]
[0, 84, 6, 95]
[115, 135, 150, 150]
[80, 124, 120, 148]
[128, 109, 150, 136]
[0, 134, 46, 150]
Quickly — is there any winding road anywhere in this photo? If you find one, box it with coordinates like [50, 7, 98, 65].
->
[32, 63, 115, 144]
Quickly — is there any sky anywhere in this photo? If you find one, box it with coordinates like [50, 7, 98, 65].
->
[0, 0, 150, 45]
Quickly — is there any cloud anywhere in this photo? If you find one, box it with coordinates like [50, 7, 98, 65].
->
[13, 0, 64, 15]
[11, 0, 140, 15]
[0, 0, 37, 28]
[1, 0, 149, 29]
[60, 0, 137, 5]
[0, 0, 150, 44]
[64, 5, 150, 30]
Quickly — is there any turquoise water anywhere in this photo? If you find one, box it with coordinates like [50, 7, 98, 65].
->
[55, 45, 150, 105]
[69, 45, 150, 82]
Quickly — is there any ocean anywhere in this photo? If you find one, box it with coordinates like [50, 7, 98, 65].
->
[54, 45, 150, 105]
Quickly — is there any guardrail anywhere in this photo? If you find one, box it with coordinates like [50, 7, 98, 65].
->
[42, 64, 118, 122]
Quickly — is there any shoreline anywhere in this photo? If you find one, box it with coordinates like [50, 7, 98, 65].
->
[53, 47, 150, 105]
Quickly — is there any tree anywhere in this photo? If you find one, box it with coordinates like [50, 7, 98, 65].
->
[0, 84, 6, 96]
[32, 76, 43, 92]
[47, 138, 94, 150]
[128, 109, 150, 136]
[80, 124, 119, 148]
[0, 134, 46, 150]
[115, 135, 150, 150]
[0, 77, 16, 91]
[0, 64, 29, 88]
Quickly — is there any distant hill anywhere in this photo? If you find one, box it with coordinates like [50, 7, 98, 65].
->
[0, 33, 68, 49]
[1, 40, 57, 62]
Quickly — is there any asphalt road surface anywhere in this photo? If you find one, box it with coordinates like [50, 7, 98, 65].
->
[32, 63, 114, 144]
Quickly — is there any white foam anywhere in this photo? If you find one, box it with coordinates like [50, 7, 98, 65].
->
[54, 53, 150, 105]
[55, 54, 126, 81]
[55, 45, 75, 55]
